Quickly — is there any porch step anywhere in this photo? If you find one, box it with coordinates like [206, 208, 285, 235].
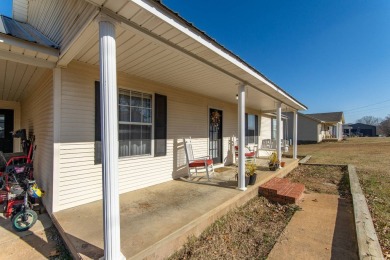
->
[259, 178, 305, 204]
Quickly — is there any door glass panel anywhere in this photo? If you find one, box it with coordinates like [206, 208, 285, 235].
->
[209, 109, 223, 164]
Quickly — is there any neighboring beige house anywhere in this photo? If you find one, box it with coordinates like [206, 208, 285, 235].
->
[285, 112, 344, 143]
[1, 2, 307, 251]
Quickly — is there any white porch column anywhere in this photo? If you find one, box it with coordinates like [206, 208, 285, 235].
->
[52, 67, 61, 214]
[237, 83, 246, 191]
[98, 18, 125, 260]
[276, 102, 282, 164]
[293, 111, 298, 160]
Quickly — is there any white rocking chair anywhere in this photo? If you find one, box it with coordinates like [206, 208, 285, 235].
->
[183, 137, 214, 181]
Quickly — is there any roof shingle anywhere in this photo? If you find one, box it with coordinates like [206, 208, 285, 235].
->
[305, 112, 344, 123]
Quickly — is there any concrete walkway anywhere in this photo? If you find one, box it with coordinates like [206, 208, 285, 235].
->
[53, 159, 298, 259]
[268, 193, 358, 260]
[0, 213, 55, 259]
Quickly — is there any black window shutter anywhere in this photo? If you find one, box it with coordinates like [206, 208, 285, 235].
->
[255, 115, 259, 144]
[94, 81, 102, 164]
[154, 94, 167, 156]
[245, 113, 248, 145]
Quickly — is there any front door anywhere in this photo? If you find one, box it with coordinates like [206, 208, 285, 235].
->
[209, 108, 223, 164]
[0, 109, 14, 153]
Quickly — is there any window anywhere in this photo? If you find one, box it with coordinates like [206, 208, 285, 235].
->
[247, 114, 255, 144]
[95, 82, 167, 162]
[271, 118, 277, 139]
[245, 114, 258, 145]
[118, 89, 152, 157]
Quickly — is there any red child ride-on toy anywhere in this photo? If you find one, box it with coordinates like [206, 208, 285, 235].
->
[0, 129, 44, 231]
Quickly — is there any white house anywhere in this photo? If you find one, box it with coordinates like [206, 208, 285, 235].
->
[0, 0, 307, 257]
[285, 111, 344, 143]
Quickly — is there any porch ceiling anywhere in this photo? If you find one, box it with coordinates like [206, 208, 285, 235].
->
[76, 0, 306, 112]
[0, 14, 58, 102]
[0, 59, 49, 101]
[1, 0, 306, 111]
[74, 25, 279, 111]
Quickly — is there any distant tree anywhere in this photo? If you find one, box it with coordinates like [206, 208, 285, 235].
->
[379, 115, 390, 137]
[356, 116, 382, 126]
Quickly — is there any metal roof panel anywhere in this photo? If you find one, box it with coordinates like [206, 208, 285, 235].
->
[0, 15, 58, 49]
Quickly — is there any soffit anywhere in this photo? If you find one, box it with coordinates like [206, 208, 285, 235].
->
[74, 25, 280, 112]
[0, 59, 49, 101]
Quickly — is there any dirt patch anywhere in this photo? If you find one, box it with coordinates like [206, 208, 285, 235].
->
[169, 197, 298, 260]
[47, 226, 72, 260]
[267, 165, 358, 259]
[268, 193, 358, 260]
[287, 137, 390, 256]
[287, 165, 350, 198]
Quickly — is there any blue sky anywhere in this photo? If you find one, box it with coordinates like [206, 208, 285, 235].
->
[1, 1, 389, 123]
[0, 1, 12, 16]
[163, 0, 390, 123]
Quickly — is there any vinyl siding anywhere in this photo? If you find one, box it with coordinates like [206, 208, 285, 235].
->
[57, 61, 250, 211]
[298, 115, 320, 142]
[256, 115, 285, 156]
[20, 71, 54, 212]
[260, 116, 272, 141]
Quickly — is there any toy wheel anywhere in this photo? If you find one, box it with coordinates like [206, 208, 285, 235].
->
[12, 209, 38, 232]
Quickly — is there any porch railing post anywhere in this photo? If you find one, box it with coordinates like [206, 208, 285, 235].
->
[237, 83, 246, 191]
[276, 102, 282, 165]
[293, 110, 298, 159]
[98, 16, 125, 260]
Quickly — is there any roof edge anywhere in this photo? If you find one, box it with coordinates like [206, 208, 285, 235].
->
[135, 0, 307, 110]
[297, 112, 324, 123]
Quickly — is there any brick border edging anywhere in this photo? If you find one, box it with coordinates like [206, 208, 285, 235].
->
[299, 156, 384, 259]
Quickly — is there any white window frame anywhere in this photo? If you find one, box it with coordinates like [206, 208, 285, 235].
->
[117, 88, 154, 158]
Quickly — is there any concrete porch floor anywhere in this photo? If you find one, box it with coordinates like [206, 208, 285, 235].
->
[53, 158, 298, 259]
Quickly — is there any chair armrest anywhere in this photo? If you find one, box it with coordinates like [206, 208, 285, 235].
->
[192, 156, 211, 160]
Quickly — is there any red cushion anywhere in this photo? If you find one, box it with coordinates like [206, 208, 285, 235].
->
[245, 152, 256, 157]
[189, 159, 213, 167]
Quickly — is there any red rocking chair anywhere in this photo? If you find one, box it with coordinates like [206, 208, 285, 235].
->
[183, 137, 214, 181]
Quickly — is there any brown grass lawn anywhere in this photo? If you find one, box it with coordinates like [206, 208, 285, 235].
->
[288, 137, 390, 256]
[169, 197, 297, 260]
[287, 165, 350, 198]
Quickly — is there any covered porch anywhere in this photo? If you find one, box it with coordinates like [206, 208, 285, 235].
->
[53, 158, 299, 259]
[322, 122, 344, 141]
[1, 0, 307, 258]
